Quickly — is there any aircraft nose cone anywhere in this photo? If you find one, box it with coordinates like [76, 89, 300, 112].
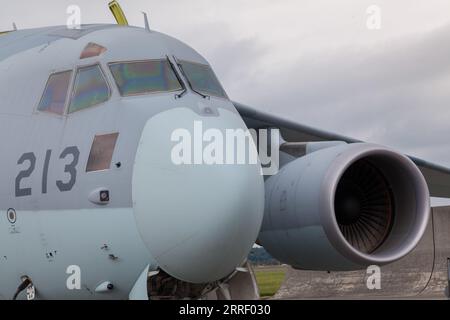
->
[132, 107, 264, 283]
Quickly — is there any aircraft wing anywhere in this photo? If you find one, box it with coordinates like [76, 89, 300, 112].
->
[233, 101, 450, 198]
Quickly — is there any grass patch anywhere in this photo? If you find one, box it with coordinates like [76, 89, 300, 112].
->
[254, 267, 286, 298]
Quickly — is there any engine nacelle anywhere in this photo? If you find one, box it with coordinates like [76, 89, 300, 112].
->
[259, 143, 430, 270]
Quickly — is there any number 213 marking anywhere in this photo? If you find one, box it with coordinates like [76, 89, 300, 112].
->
[15, 146, 80, 197]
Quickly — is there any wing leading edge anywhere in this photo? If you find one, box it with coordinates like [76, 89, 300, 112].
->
[233, 101, 450, 198]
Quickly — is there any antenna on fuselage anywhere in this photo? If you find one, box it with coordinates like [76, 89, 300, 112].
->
[12, 23, 17, 31]
[142, 12, 151, 31]
[108, 0, 129, 26]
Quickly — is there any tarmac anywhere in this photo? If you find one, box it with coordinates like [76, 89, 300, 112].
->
[274, 206, 450, 299]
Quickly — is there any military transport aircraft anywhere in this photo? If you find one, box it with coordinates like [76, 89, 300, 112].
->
[0, 1, 449, 300]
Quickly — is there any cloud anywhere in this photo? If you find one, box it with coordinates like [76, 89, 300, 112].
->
[225, 24, 450, 166]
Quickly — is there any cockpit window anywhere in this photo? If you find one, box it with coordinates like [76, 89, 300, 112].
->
[69, 65, 110, 113]
[178, 60, 227, 99]
[38, 71, 72, 115]
[109, 60, 182, 96]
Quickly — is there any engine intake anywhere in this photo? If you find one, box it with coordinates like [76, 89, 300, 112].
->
[335, 158, 394, 254]
[259, 143, 430, 270]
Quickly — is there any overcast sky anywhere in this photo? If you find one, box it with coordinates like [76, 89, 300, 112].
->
[2, 1, 450, 170]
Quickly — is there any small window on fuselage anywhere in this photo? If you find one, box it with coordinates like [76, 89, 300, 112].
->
[109, 60, 182, 96]
[38, 71, 72, 115]
[86, 133, 119, 172]
[69, 64, 110, 113]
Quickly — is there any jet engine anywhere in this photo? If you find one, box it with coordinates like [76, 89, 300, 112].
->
[259, 143, 430, 270]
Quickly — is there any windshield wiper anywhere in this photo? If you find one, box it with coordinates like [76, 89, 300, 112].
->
[166, 55, 187, 99]
[174, 56, 210, 100]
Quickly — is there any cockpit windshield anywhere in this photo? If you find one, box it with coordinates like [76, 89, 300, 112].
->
[109, 60, 182, 96]
[178, 60, 228, 99]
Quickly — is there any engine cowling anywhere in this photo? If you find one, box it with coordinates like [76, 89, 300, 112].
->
[259, 143, 430, 270]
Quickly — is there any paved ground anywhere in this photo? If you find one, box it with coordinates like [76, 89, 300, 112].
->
[272, 206, 450, 300]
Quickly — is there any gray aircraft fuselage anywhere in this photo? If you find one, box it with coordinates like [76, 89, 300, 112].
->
[0, 25, 264, 300]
